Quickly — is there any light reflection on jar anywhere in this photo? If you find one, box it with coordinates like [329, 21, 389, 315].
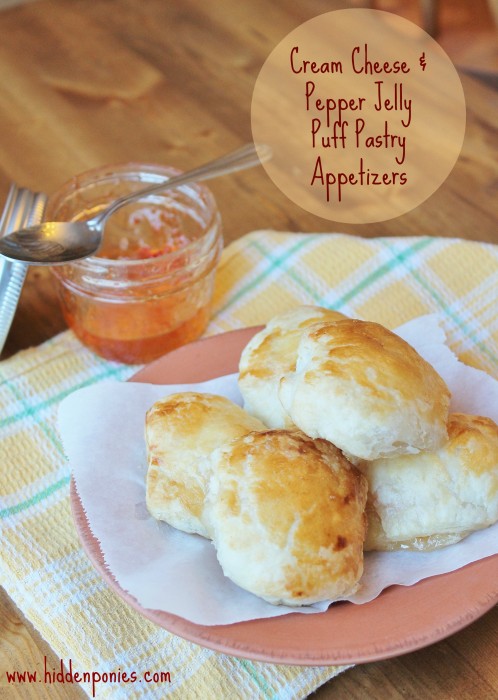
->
[46, 163, 223, 364]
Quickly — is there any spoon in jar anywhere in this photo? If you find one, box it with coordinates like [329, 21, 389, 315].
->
[0, 143, 271, 265]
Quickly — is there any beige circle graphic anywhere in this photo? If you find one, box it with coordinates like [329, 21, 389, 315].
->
[251, 9, 466, 223]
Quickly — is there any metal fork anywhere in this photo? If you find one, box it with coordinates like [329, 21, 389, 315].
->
[0, 185, 47, 355]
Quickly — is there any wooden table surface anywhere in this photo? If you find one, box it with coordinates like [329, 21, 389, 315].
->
[0, 0, 497, 698]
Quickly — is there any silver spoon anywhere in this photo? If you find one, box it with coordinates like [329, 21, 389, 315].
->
[0, 143, 270, 265]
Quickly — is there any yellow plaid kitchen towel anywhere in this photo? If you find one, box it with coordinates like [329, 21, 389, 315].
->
[1, 231, 498, 699]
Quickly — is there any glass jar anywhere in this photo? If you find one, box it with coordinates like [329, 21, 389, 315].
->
[46, 163, 222, 364]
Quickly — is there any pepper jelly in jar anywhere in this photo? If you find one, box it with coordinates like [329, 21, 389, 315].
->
[47, 163, 222, 364]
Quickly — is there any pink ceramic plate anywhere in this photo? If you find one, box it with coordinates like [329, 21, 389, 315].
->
[70, 327, 498, 665]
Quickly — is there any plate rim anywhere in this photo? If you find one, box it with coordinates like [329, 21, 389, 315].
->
[70, 327, 498, 665]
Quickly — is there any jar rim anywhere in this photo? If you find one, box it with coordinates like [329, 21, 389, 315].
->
[45, 162, 221, 269]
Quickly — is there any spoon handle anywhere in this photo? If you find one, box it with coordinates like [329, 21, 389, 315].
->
[95, 143, 271, 225]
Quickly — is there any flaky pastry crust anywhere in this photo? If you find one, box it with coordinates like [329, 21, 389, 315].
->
[279, 319, 450, 460]
[363, 413, 498, 550]
[205, 430, 368, 605]
[145, 392, 265, 536]
[238, 305, 346, 428]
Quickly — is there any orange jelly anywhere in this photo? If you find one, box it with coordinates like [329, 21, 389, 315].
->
[47, 163, 222, 364]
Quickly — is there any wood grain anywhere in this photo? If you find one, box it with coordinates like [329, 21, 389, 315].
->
[313, 605, 498, 700]
[0, 0, 497, 698]
[0, 1, 497, 360]
[0, 587, 86, 699]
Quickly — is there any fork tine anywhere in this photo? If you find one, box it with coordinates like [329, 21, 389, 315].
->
[0, 186, 47, 355]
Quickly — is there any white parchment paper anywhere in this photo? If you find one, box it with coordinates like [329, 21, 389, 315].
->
[59, 315, 498, 625]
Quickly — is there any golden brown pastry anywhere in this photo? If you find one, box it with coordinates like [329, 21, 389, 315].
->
[145, 392, 265, 537]
[363, 413, 498, 551]
[204, 430, 368, 606]
[279, 319, 450, 461]
[238, 305, 346, 428]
